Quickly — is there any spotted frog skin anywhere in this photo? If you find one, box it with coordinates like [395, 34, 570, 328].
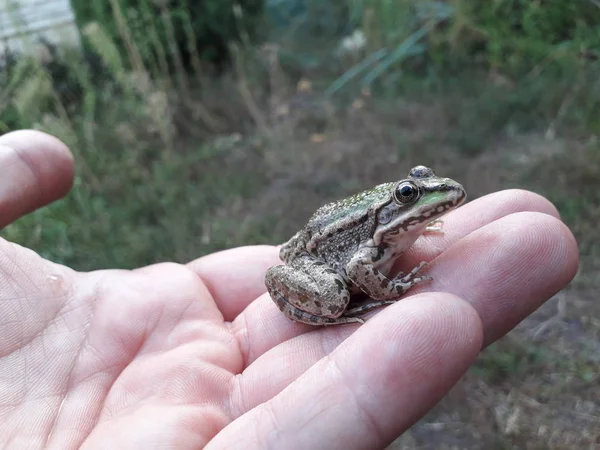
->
[264, 166, 467, 326]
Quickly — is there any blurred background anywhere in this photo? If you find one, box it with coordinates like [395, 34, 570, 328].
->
[1, 0, 598, 447]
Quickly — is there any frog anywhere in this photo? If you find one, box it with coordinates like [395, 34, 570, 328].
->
[264, 165, 467, 326]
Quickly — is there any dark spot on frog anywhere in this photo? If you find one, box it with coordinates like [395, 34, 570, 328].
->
[334, 226, 347, 235]
[334, 279, 345, 293]
[327, 303, 344, 315]
[372, 246, 386, 262]
[380, 278, 390, 288]
[314, 300, 322, 308]
[273, 294, 286, 310]
[325, 268, 338, 275]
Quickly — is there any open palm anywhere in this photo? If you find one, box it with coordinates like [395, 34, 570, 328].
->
[0, 131, 578, 449]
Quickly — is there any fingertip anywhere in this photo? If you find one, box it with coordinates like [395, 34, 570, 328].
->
[494, 189, 561, 218]
[455, 188, 562, 232]
[351, 292, 484, 384]
[1, 129, 75, 195]
[0, 129, 74, 162]
[548, 213, 580, 277]
[0, 130, 74, 226]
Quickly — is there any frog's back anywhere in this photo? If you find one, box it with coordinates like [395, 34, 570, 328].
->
[301, 182, 394, 268]
[306, 182, 394, 232]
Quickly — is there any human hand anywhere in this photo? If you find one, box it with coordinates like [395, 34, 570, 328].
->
[0, 131, 578, 449]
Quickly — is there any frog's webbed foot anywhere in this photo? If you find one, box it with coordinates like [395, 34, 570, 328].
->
[398, 261, 432, 283]
[265, 258, 363, 326]
[425, 219, 444, 233]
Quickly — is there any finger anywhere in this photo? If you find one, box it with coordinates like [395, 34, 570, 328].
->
[186, 245, 280, 320]
[234, 191, 568, 363]
[0, 130, 74, 227]
[401, 188, 561, 267]
[423, 211, 578, 346]
[212, 294, 483, 449]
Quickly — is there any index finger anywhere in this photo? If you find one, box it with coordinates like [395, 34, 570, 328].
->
[187, 245, 280, 321]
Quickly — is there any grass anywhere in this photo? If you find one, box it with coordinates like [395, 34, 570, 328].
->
[1, 0, 600, 447]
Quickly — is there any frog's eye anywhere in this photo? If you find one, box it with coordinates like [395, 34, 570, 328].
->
[394, 181, 419, 204]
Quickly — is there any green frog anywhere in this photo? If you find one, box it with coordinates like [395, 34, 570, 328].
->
[265, 165, 467, 326]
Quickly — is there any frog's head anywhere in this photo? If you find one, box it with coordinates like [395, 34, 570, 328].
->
[373, 165, 466, 246]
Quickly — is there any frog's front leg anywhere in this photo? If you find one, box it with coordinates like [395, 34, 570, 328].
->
[265, 256, 364, 326]
[425, 219, 444, 233]
[344, 247, 432, 317]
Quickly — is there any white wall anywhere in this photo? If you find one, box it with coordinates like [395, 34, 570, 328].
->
[0, 0, 81, 58]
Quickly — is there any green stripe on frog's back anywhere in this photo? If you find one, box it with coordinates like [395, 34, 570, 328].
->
[304, 182, 395, 254]
[306, 183, 394, 236]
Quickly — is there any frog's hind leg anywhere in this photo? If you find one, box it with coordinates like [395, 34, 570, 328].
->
[343, 300, 398, 317]
[265, 259, 363, 326]
[269, 288, 364, 325]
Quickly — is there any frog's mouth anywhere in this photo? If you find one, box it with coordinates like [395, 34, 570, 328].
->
[402, 186, 466, 228]
[373, 181, 466, 246]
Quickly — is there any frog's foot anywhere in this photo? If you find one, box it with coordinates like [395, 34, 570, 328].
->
[425, 219, 444, 233]
[265, 261, 363, 326]
[345, 261, 432, 318]
[343, 266, 430, 319]
[398, 261, 432, 283]
[344, 261, 432, 317]
[388, 260, 432, 297]
[343, 300, 397, 317]
[348, 246, 433, 298]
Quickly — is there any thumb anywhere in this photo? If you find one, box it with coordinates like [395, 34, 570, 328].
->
[0, 130, 74, 227]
